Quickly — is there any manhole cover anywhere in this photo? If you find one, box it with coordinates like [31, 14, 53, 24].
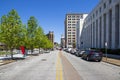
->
[41, 59, 47, 61]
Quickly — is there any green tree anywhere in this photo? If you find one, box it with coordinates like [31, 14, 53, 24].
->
[34, 27, 44, 49]
[0, 9, 23, 59]
[18, 24, 28, 48]
[27, 16, 38, 52]
[41, 35, 53, 49]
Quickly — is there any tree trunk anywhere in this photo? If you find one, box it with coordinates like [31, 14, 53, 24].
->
[39, 48, 40, 54]
[10, 49, 13, 59]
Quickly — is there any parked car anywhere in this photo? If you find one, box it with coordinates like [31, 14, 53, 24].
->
[76, 50, 85, 57]
[81, 50, 103, 62]
[44, 49, 50, 53]
[67, 48, 72, 53]
[70, 49, 76, 54]
[32, 49, 39, 55]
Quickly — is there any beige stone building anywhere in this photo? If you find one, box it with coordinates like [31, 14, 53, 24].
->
[65, 13, 87, 48]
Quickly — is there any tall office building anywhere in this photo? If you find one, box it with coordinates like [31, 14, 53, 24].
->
[64, 13, 87, 48]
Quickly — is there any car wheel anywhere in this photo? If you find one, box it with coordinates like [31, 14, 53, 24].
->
[81, 56, 84, 59]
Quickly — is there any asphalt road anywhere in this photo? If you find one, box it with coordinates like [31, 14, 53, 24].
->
[0, 50, 120, 80]
[62, 51, 120, 80]
[0, 51, 57, 80]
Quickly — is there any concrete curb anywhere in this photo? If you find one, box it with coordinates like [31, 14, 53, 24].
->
[102, 57, 120, 67]
[102, 60, 120, 67]
[0, 60, 16, 66]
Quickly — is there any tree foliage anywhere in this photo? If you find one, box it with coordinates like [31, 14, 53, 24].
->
[0, 9, 53, 57]
[0, 9, 23, 58]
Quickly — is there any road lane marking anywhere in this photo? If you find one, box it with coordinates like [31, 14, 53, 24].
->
[60, 51, 81, 80]
[56, 52, 63, 80]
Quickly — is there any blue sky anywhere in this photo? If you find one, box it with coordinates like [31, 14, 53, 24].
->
[0, 0, 99, 43]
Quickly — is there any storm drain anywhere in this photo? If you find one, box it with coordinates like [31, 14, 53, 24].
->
[41, 59, 47, 61]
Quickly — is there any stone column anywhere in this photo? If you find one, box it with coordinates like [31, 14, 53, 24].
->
[106, 11, 109, 49]
[111, 6, 116, 49]
[98, 18, 100, 48]
[119, 3, 120, 48]
[101, 14, 104, 48]
[94, 21, 96, 48]
[91, 23, 93, 48]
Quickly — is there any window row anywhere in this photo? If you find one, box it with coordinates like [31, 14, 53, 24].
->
[67, 15, 83, 18]
[68, 18, 80, 20]
[86, 0, 113, 22]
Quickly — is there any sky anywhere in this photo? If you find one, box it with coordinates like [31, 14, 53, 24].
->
[0, 0, 99, 43]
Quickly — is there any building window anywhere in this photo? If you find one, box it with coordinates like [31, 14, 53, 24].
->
[72, 35, 75, 37]
[68, 21, 71, 23]
[72, 16, 75, 18]
[68, 18, 71, 20]
[77, 16, 79, 18]
[96, 19, 98, 47]
[68, 26, 71, 29]
[68, 35, 71, 37]
[93, 14, 95, 19]
[109, 0, 112, 4]
[73, 40, 75, 42]
[68, 32, 71, 34]
[115, 4, 119, 48]
[72, 21, 75, 23]
[73, 29, 76, 31]
[68, 29, 71, 31]
[68, 16, 71, 18]
[68, 43, 71, 45]
[72, 32, 75, 34]
[80, 15, 83, 19]
[93, 22, 95, 47]
[72, 26, 76, 28]
[104, 3, 106, 9]
[72, 18, 75, 20]
[68, 24, 71, 26]
[90, 16, 92, 21]
[96, 10, 98, 16]
[99, 17, 102, 48]
[109, 9, 112, 48]
[72, 24, 76, 26]
[99, 7, 101, 13]
[104, 14, 106, 46]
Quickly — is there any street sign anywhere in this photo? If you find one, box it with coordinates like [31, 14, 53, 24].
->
[105, 42, 107, 46]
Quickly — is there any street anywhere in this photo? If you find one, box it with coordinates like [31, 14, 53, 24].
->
[0, 50, 120, 80]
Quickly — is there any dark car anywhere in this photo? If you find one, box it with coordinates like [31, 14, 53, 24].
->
[81, 50, 103, 62]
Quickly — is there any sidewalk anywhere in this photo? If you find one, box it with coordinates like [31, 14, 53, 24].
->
[102, 57, 120, 66]
[0, 54, 26, 66]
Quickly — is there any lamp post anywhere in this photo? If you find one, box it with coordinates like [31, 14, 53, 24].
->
[105, 42, 107, 61]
